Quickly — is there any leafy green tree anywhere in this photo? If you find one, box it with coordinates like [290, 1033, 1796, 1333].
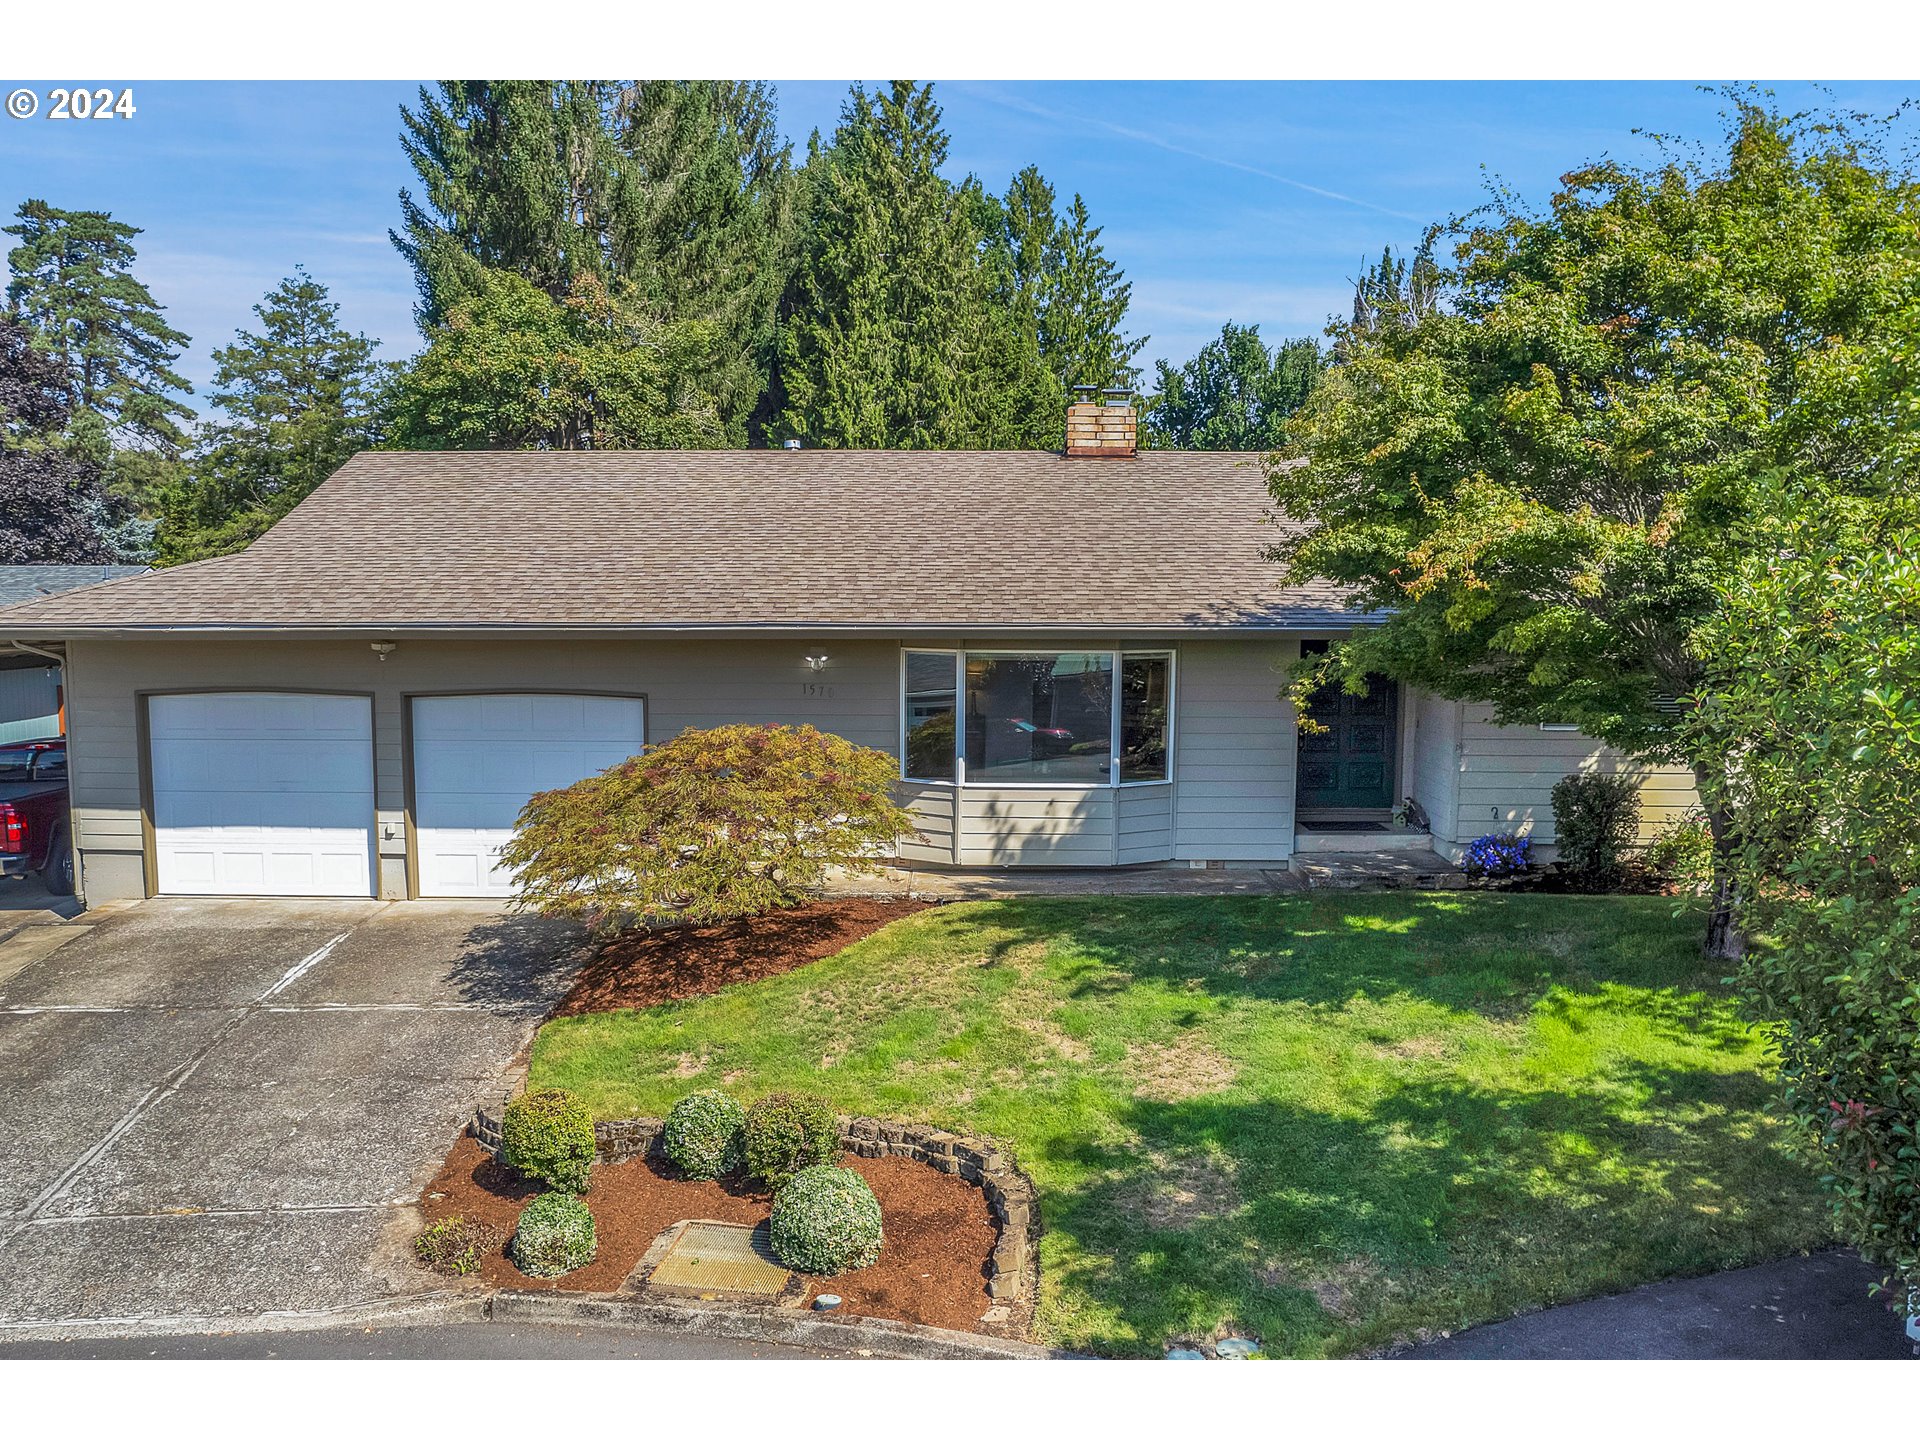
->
[1145, 323, 1322, 450]
[771, 82, 1057, 448]
[985, 165, 1144, 395]
[5, 200, 194, 453]
[155, 268, 383, 563]
[383, 267, 724, 450]
[1266, 99, 1920, 955]
[0, 313, 119, 563]
[1692, 470, 1920, 1319]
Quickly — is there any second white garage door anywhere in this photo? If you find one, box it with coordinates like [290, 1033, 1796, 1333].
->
[411, 693, 646, 898]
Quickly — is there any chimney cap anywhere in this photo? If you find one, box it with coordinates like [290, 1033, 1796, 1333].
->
[783, 438, 802, 450]
[1101, 388, 1134, 406]
[1071, 385, 1099, 400]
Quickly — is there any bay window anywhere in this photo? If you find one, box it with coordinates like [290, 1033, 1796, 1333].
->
[900, 649, 1172, 786]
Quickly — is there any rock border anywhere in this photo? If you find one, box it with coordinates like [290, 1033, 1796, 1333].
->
[470, 1102, 1038, 1306]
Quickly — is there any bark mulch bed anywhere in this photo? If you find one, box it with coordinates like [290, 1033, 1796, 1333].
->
[550, 898, 933, 1017]
[421, 1134, 999, 1334]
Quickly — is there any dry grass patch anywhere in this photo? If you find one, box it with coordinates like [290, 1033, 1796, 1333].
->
[1256, 1255, 1381, 1323]
[1126, 1031, 1238, 1099]
[1118, 1149, 1243, 1231]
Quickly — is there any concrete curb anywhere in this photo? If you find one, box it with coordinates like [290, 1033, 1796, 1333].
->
[491, 1287, 1074, 1360]
[0, 1288, 489, 1345]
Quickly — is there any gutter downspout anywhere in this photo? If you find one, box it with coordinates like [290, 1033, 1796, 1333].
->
[9, 639, 66, 664]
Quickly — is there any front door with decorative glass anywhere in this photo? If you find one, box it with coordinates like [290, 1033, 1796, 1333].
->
[1297, 672, 1398, 811]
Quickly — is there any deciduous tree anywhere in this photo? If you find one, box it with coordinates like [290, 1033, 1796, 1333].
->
[1266, 98, 1920, 955]
[0, 313, 117, 563]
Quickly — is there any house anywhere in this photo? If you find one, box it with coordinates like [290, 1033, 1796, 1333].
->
[0, 402, 1695, 904]
[0, 565, 150, 743]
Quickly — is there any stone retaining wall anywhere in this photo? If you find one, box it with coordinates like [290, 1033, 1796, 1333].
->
[470, 1102, 1037, 1304]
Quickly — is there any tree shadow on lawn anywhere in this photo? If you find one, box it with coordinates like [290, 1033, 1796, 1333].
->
[1034, 1058, 1825, 1357]
[966, 891, 1732, 1028]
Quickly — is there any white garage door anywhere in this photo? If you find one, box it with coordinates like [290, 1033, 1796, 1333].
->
[411, 693, 646, 898]
[149, 692, 375, 897]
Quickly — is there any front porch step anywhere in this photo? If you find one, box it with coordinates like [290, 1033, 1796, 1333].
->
[1293, 853, 1467, 891]
[1292, 829, 1434, 854]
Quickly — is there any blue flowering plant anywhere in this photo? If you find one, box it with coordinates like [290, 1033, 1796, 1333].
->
[1462, 832, 1532, 879]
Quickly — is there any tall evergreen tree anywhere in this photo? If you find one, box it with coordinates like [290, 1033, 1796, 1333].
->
[985, 166, 1145, 396]
[771, 82, 1056, 449]
[0, 313, 118, 563]
[156, 268, 383, 563]
[4, 199, 194, 453]
[393, 80, 793, 441]
[1146, 323, 1323, 450]
[612, 81, 794, 440]
[394, 81, 624, 327]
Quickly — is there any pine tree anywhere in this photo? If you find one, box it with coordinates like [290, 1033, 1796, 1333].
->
[393, 80, 793, 442]
[772, 82, 1056, 449]
[612, 81, 794, 441]
[156, 268, 383, 563]
[4, 199, 194, 453]
[394, 81, 624, 326]
[983, 166, 1145, 398]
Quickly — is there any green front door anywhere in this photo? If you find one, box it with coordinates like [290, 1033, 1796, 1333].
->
[1297, 674, 1398, 810]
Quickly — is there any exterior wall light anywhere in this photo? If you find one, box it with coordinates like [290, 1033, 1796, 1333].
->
[371, 642, 397, 661]
[805, 653, 830, 671]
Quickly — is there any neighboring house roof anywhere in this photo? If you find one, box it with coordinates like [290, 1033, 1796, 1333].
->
[0, 451, 1376, 635]
[0, 565, 152, 608]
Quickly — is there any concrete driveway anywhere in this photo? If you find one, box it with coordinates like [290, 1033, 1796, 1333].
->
[0, 897, 583, 1337]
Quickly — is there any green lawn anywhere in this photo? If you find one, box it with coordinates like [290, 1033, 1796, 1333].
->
[528, 893, 1829, 1356]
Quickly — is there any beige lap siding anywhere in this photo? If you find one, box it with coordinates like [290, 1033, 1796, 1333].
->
[62, 634, 1311, 900]
[62, 635, 901, 902]
[1172, 637, 1297, 863]
[1406, 697, 1700, 856]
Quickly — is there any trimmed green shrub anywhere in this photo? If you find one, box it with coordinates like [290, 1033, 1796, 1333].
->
[1550, 773, 1640, 890]
[767, 1164, 883, 1275]
[1643, 813, 1714, 892]
[500, 1088, 596, 1194]
[743, 1092, 840, 1191]
[414, 1216, 502, 1276]
[663, 1088, 746, 1179]
[509, 1192, 597, 1277]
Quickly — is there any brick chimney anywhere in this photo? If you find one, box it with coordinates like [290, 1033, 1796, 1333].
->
[1064, 387, 1137, 458]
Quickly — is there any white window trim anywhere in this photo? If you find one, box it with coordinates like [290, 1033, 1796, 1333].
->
[898, 647, 1176, 790]
[1539, 722, 1581, 732]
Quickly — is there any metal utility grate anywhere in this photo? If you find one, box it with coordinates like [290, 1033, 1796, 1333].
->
[647, 1221, 793, 1297]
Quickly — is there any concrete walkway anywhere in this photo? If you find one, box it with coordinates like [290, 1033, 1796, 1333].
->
[825, 864, 1300, 901]
[0, 897, 584, 1339]
[1402, 1250, 1915, 1359]
[0, 1319, 835, 1359]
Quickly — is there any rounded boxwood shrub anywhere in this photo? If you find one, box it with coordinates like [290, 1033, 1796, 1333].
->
[768, 1164, 883, 1275]
[663, 1088, 746, 1179]
[500, 1088, 595, 1195]
[743, 1092, 840, 1191]
[509, 1192, 597, 1277]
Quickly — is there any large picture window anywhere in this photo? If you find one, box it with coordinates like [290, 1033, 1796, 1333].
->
[901, 648, 1173, 787]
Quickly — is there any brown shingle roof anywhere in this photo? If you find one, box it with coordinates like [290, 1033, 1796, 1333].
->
[0, 450, 1374, 634]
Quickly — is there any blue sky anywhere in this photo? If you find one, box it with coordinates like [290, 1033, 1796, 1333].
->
[2, 79, 1912, 412]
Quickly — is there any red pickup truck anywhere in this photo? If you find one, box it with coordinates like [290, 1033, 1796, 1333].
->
[0, 738, 74, 896]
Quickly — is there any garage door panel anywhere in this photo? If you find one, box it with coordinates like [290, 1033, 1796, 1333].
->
[149, 692, 374, 897]
[412, 694, 644, 898]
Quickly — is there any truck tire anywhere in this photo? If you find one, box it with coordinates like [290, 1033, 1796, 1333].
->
[42, 829, 75, 897]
